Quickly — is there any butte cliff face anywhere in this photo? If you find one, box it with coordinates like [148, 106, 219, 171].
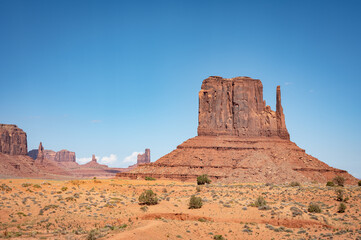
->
[0, 124, 27, 155]
[198, 76, 289, 139]
[117, 76, 357, 184]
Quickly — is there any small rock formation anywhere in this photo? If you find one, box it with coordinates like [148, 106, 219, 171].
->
[0, 124, 27, 155]
[137, 149, 150, 165]
[82, 154, 108, 169]
[118, 76, 357, 184]
[36, 142, 45, 164]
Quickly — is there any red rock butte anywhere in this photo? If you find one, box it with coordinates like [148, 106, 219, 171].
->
[117, 76, 357, 184]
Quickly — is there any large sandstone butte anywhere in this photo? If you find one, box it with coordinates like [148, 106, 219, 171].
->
[0, 124, 27, 155]
[118, 76, 357, 184]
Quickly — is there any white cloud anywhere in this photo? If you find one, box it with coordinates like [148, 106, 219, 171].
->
[123, 152, 143, 163]
[100, 154, 117, 164]
[76, 157, 92, 164]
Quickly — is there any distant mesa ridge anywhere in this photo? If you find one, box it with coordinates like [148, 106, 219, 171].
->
[117, 76, 358, 184]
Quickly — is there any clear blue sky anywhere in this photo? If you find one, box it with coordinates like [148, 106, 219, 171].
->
[1, 0, 360, 178]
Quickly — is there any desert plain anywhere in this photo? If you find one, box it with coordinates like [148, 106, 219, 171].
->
[0, 178, 360, 240]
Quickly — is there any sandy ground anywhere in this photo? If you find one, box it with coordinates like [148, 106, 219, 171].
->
[0, 178, 360, 239]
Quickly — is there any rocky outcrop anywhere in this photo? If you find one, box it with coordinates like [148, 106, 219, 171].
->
[55, 150, 76, 162]
[0, 124, 27, 155]
[82, 154, 108, 169]
[36, 142, 44, 164]
[28, 148, 75, 163]
[117, 76, 357, 184]
[137, 149, 150, 164]
[198, 76, 289, 139]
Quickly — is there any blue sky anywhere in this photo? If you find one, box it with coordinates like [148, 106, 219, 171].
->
[1, 0, 360, 178]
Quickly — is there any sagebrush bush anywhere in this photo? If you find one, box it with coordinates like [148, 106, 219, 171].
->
[358, 180, 361, 186]
[308, 203, 321, 213]
[335, 189, 344, 201]
[197, 174, 211, 185]
[145, 176, 156, 181]
[326, 181, 335, 187]
[189, 195, 203, 209]
[333, 176, 345, 187]
[289, 181, 301, 187]
[139, 190, 158, 205]
[251, 196, 267, 207]
[214, 235, 225, 240]
[0, 184, 12, 192]
[338, 203, 346, 213]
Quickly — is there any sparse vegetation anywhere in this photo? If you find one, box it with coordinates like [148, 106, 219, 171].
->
[0, 183, 12, 192]
[338, 203, 346, 213]
[139, 190, 158, 205]
[189, 195, 203, 209]
[33, 184, 41, 189]
[308, 203, 321, 213]
[289, 181, 301, 187]
[326, 181, 335, 187]
[145, 176, 156, 181]
[196, 186, 202, 192]
[335, 189, 349, 202]
[358, 180, 361, 186]
[61, 186, 68, 191]
[251, 196, 267, 207]
[333, 176, 345, 187]
[21, 183, 32, 187]
[197, 174, 211, 185]
[214, 235, 225, 240]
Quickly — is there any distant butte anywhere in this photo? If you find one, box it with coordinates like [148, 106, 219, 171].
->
[117, 76, 358, 184]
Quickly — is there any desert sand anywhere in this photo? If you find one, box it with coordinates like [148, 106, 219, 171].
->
[0, 178, 360, 239]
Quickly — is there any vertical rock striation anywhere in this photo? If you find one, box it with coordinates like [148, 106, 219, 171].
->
[0, 124, 28, 155]
[198, 76, 289, 139]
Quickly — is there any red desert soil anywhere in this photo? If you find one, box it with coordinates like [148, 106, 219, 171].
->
[0, 178, 360, 239]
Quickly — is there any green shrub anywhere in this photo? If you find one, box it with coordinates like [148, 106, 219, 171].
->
[335, 189, 344, 201]
[214, 235, 225, 240]
[308, 203, 321, 213]
[0, 183, 12, 192]
[33, 184, 41, 189]
[189, 195, 203, 209]
[139, 190, 158, 205]
[333, 176, 345, 187]
[197, 174, 211, 185]
[289, 181, 301, 187]
[326, 181, 335, 187]
[338, 203, 346, 213]
[358, 180, 361, 186]
[145, 176, 156, 181]
[22, 183, 32, 187]
[87, 229, 98, 240]
[251, 196, 267, 207]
